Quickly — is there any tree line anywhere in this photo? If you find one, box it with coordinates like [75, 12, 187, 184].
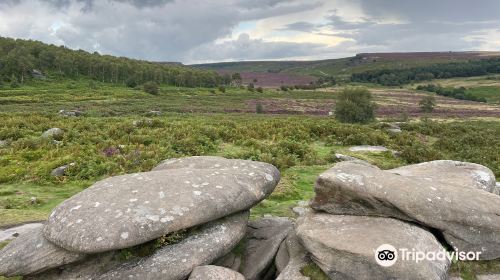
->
[0, 37, 230, 87]
[351, 58, 500, 86]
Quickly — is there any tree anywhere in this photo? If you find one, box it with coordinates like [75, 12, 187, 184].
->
[143, 81, 159, 95]
[334, 87, 376, 123]
[419, 95, 436, 113]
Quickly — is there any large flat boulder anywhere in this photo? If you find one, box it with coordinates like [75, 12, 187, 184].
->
[276, 231, 310, 280]
[188, 265, 244, 280]
[0, 225, 85, 277]
[44, 159, 279, 253]
[389, 160, 497, 194]
[296, 213, 450, 280]
[153, 156, 277, 173]
[240, 217, 293, 280]
[311, 162, 500, 259]
[98, 211, 249, 280]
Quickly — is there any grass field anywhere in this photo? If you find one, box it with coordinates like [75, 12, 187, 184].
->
[0, 79, 499, 279]
[412, 75, 500, 104]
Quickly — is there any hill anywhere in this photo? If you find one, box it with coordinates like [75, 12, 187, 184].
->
[0, 37, 223, 87]
[193, 51, 500, 78]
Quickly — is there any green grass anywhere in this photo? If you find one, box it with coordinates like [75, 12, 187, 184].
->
[450, 260, 500, 280]
[251, 165, 331, 218]
[466, 86, 500, 104]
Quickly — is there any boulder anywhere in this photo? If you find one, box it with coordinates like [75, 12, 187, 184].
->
[42, 128, 63, 140]
[213, 252, 241, 272]
[44, 159, 279, 253]
[275, 240, 289, 273]
[348, 145, 389, 153]
[389, 160, 497, 194]
[477, 274, 500, 280]
[58, 110, 82, 117]
[24, 250, 123, 280]
[387, 128, 402, 134]
[240, 217, 293, 280]
[0, 222, 44, 242]
[188, 265, 245, 280]
[296, 213, 450, 280]
[98, 211, 249, 280]
[311, 162, 500, 259]
[276, 231, 310, 280]
[50, 163, 75, 177]
[334, 153, 372, 166]
[0, 225, 85, 277]
[153, 156, 278, 173]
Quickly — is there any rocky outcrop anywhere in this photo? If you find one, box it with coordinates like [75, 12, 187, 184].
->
[240, 217, 293, 280]
[296, 213, 450, 280]
[0, 157, 279, 279]
[188, 265, 245, 280]
[311, 161, 500, 259]
[44, 160, 279, 253]
[99, 212, 248, 280]
[0, 225, 85, 277]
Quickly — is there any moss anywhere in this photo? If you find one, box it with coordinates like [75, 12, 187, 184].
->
[117, 229, 189, 261]
[450, 259, 500, 280]
[301, 262, 329, 280]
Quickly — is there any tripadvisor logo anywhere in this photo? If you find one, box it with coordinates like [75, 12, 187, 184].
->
[374, 244, 482, 267]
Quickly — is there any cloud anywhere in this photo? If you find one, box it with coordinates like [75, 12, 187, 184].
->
[0, 0, 499, 63]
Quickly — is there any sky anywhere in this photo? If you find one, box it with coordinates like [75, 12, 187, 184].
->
[1, 0, 500, 64]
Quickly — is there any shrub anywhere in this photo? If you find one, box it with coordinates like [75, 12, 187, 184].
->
[126, 78, 137, 88]
[143, 81, 159, 95]
[419, 95, 436, 113]
[256, 103, 264, 114]
[334, 87, 376, 123]
[88, 80, 97, 89]
[256, 87, 263, 93]
[218, 85, 226, 93]
[10, 79, 19, 88]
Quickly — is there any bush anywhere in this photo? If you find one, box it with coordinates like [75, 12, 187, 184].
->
[143, 81, 159, 95]
[256, 87, 263, 93]
[419, 95, 436, 113]
[126, 78, 137, 88]
[10, 79, 19, 88]
[218, 85, 226, 93]
[256, 103, 264, 114]
[334, 87, 376, 123]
